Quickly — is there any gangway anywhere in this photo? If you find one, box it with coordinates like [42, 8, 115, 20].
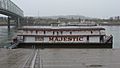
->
[4, 41, 20, 49]
[8, 41, 20, 49]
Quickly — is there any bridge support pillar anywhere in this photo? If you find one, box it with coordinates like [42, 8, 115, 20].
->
[8, 16, 11, 32]
[16, 18, 20, 28]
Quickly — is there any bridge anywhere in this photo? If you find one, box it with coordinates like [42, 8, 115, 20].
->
[0, 0, 24, 31]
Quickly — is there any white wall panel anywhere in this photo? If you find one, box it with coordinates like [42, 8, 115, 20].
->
[89, 37, 99, 42]
[25, 37, 35, 42]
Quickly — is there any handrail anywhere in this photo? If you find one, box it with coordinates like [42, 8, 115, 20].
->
[104, 35, 113, 43]
[8, 41, 20, 49]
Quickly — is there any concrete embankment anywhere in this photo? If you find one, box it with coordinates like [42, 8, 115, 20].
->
[0, 48, 120, 68]
[0, 24, 15, 26]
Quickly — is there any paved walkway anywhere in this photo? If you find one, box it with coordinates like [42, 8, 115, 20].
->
[0, 48, 120, 68]
[40, 49, 120, 68]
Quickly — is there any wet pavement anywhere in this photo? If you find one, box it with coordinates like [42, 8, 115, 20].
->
[0, 48, 120, 68]
[0, 48, 33, 68]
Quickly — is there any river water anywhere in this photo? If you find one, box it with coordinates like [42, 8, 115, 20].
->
[0, 26, 120, 48]
[0, 26, 15, 47]
[103, 26, 120, 48]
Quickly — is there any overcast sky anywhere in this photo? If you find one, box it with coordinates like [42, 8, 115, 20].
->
[11, 0, 120, 18]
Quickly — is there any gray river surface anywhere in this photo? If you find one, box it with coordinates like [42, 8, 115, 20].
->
[0, 26, 15, 48]
[103, 26, 120, 48]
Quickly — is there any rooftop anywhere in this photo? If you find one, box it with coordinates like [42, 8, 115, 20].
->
[18, 26, 105, 31]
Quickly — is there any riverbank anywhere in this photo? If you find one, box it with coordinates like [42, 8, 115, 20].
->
[0, 24, 15, 26]
[99, 23, 120, 26]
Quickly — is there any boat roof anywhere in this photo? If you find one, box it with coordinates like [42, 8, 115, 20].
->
[18, 26, 105, 31]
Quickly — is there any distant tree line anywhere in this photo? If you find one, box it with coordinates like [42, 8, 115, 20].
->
[0, 16, 120, 26]
[22, 16, 120, 26]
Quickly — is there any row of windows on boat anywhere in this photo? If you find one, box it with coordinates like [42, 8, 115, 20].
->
[24, 31, 94, 35]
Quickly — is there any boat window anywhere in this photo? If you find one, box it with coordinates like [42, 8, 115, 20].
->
[36, 31, 38, 34]
[35, 37, 44, 41]
[44, 31, 46, 34]
[91, 31, 93, 34]
[53, 31, 55, 35]
[57, 32, 59, 35]
[61, 31, 63, 34]
[70, 32, 72, 34]
[87, 36, 89, 42]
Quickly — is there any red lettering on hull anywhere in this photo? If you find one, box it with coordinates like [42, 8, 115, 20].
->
[49, 37, 83, 42]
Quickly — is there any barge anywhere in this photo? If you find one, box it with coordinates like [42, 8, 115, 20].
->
[17, 26, 113, 48]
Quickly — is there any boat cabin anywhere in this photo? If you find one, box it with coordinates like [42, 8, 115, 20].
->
[17, 26, 106, 43]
